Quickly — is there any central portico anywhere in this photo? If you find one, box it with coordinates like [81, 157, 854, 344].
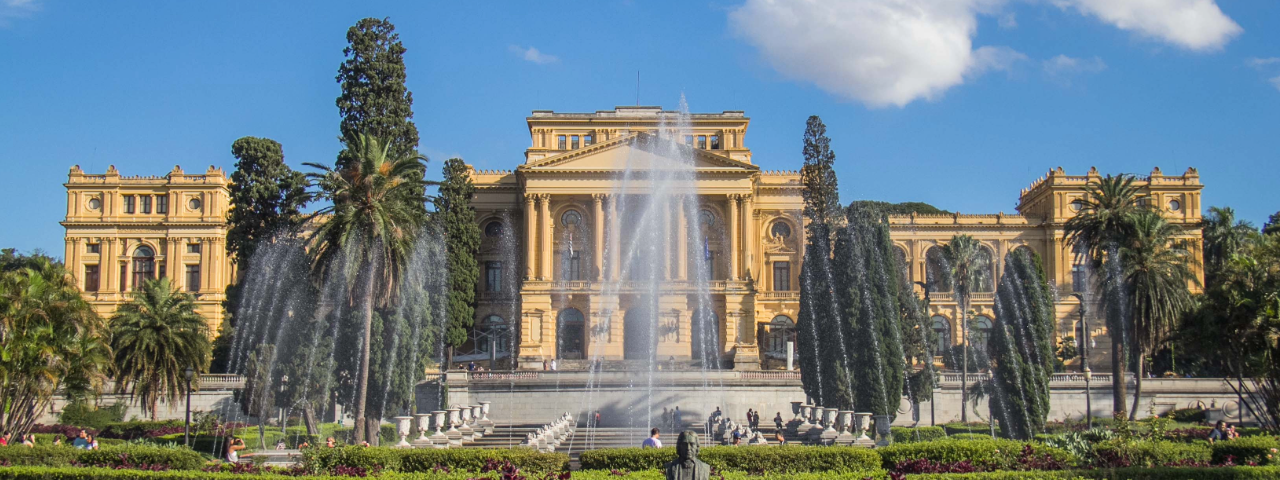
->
[467, 106, 805, 370]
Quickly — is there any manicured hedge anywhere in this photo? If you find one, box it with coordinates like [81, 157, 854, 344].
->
[949, 433, 996, 441]
[1092, 440, 1211, 467]
[876, 439, 1075, 471]
[577, 445, 881, 473]
[0, 466, 891, 480]
[893, 427, 948, 444]
[1210, 435, 1280, 466]
[0, 445, 204, 470]
[300, 445, 569, 473]
[907, 466, 1280, 479]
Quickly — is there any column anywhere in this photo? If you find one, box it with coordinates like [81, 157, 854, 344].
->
[593, 194, 605, 281]
[677, 202, 688, 280]
[728, 195, 740, 280]
[102, 239, 116, 293]
[609, 195, 621, 281]
[539, 194, 552, 281]
[201, 237, 213, 293]
[524, 194, 536, 280]
[742, 194, 755, 281]
[663, 207, 673, 279]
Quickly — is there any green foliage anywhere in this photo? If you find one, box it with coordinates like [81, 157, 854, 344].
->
[436, 158, 480, 349]
[1265, 211, 1280, 236]
[226, 136, 309, 271]
[109, 277, 211, 420]
[57, 402, 126, 431]
[847, 200, 949, 216]
[335, 18, 420, 170]
[876, 439, 1074, 470]
[302, 446, 569, 473]
[1092, 439, 1211, 467]
[891, 426, 948, 443]
[989, 249, 1056, 439]
[1210, 435, 1280, 466]
[0, 466, 892, 480]
[800, 115, 840, 227]
[907, 467, 1280, 480]
[796, 115, 841, 406]
[0, 257, 111, 436]
[578, 445, 880, 473]
[1166, 408, 1206, 423]
[0, 444, 203, 470]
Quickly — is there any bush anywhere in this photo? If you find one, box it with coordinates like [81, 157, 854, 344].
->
[99, 420, 185, 440]
[57, 402, 128, 431]
[949, 433, 996, 441]
[876, 439, 1074, 471]
[0, 444, 202, 470]
[577, 445, 881, 473]
[941, 422, 997, 436]
[302, 446, 569, 474]
[0, 466, 891, 480]
[907, 466, 1280, 479]
[892, 426, 947, 443]
[1092, 440, 1211, 468]
[1166, 408, 1206, 423]
[1211, 435, 1280, 466]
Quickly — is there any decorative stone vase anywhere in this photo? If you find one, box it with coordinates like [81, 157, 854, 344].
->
[432, 411, 447, 434]
[854, 412, 873, 441]
[446, 408, 461, 432]
[394, 416, 413, 447]
[873, 414, 893, 446]
[835, 411, 851, 434]
[471, 406, 482, 424]
[414, 413, 431, 442]
[459, 406, 471, 424]
[791, 401, 804, 421]
[480, 401, 491, 421]
[823, 408, 838, 431]
[800, 404, 813, 424]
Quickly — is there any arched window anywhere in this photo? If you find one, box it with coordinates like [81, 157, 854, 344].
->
[763, 315, 797, 359]
[557, 210, 587, 281]
[131, 246, 155, 291]
[974, 247, 996, 293]
[925, 246, 952, 293]
[769, 221, 792, 240]
[484, 221, 503, 238]
[557, 308, 585, 359]
[970, 316, 993, 351]
[695, 209, 719, 280]
[561, 210, 582, 227]
[474, 315, 511, 357]
[930, 316, 951, 353]
[1071, 243, 1088, 293]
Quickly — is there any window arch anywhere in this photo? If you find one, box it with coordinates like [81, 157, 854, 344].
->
[925, 246, 952, 293]
[769, 221, 792, 240]
[483, 220, 503, 238]
[930, 315, 951, 353]
[974, 246, 996, 293]
[131, 246, 155, 291]
[763, 315, 797, 359]
[557, 308, 585, 359]
[555, 208, 590, 281]
[970, 315, 993, 351]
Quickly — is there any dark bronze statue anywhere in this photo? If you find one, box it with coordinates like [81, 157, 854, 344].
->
[664, 430, 710, 480]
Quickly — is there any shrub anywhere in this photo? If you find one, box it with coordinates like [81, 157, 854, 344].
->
[1211, 435, 1280, 466]
[941, 422, 995, 436]
[0, 444, 203, 470]
[1166, 408, 1206, 423]
[891, 426, 947, 443]
[876, 439, 1074, 471]
[302, 446, 569, 474]
[99, 420, 185, 440]
[0, 446, 83, 467]
[57, 402, 128, 431]
[949, 433, 995, 441]
[578, 445, 881, 473]
[907, 466, 1280, 479]
[0, 466, 892, 480]
[1092, 440, 1211, 468]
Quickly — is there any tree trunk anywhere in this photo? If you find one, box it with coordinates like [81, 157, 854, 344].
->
[258, 419, 267, 450]
[1130, 352, 1144, 421]
[353, 269, 376, 444]
[366, 417, 381, 446]
[960, 302, 969, 423]
[1111, 334, 1128, 416]
[302, 405, 319, 437]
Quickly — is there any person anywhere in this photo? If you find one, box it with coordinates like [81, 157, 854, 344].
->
[712, 407, 722, 421]
[468, 362, 476, 372]
[73, 430, 89, 449]
[53, 436, 63, 446]
[22, 434, 36, 447]
[360, 440, 370, 447]
[642, 428, 662, 448]
[673, 406, 681, 428]
[87, 435, 99, 450]
[551, 359, 558, 371]
[276, 440, 286, 450]
[662, 408, 670, 430]
[731, 427, 742, 446]
[746, 409, 754, 429]
[225, 437, 245, 462]
[1208, 421, 1228, 443]
[774, 430, 786, 445]
[1227, 424, 1240, 440]
[594, 411, 601, 427]
[0, 432, 9, 446]
[752, 410, 761, 429]
[774, 412, 784, 430]
[542, 360, 548, 371]
[325, 437, 337, 448]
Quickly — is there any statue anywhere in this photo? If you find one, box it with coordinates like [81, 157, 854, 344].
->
[664, 430, 710, 480]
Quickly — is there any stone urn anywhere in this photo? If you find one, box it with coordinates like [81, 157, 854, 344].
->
[873, 414, 893, 446]
[432, 410, 447, 434]
[854, 412, 873, 441]
[823, 408, 838, 432]
[791, 401, 804, 421]
[471, 406, 482, 424]
[835, 411, 851, 434]
[446, 408, 461, 432]
[800, 404, 813, 424]
[414, 413, 431, 442]
[480, 401, 492, 421]
[394, 416, 413, 447]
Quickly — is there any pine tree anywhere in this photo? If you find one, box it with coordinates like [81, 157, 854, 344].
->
[436, 158, 481, 363]
[801, 116, 840, 227]
[1264, 211, 1280, 236]
[797, 115, 843, 406]
[837, 205, 906, 417]
[226, 137, 308, 270]
[336, 18, 419, 169]
[989, 250, 1055, 439]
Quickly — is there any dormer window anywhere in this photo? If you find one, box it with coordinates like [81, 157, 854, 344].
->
[710, 135, 721, 150]
[557, 135, 567, 150]
[697, 135, 707, 149]
[584, 134, 594, 146]
[571, 135, 580, 149]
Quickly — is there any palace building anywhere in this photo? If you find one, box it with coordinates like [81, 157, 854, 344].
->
[63, 106, 1204, 371]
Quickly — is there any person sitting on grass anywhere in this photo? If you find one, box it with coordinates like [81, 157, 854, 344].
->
[21, 434, 35, 447]
[1209, 421, 1228, 443]
[73, 430, 89, 449]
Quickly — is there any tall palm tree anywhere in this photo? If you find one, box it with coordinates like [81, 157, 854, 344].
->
[110, 277, 210, 420]
[942, 234, 991, 422]
[1064, 174, 1147, 416]
[304, 133, 432, 443]
[1123, 210, 1200, 418]
[0, 258, 106, 436]
[1202, 206, 1255, 287]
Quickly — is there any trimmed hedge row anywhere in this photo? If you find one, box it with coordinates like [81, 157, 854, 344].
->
[1210, 435, 1279, 466]
[0, 445, 204, 470]
[0, 466, 891, 480]
[577, 445, 882, 473]
[908, 466, 1280, 479]
[877, 439, 1075, 471]
[1092, 440, 1211, 467]
[301, 445, 570, 473]
[892, 427, 949, 444]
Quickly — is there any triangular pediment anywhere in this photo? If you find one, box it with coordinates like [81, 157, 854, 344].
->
[521, 133, 757, 173]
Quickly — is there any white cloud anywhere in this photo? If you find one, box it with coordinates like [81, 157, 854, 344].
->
[508, 45, 559, 65]
[0, 0, 41, 26]
[1042, 54, 1107, 86]
[1052, 0, 1241, 52]
[1247, 57, 1280, 69]
[1269, 76, 1280, 92]
[728, 0, 1020, 108]
[998, 12, 1018, 29]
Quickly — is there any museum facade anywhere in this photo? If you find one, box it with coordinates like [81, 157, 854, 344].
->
[62, 106, 1205, 371]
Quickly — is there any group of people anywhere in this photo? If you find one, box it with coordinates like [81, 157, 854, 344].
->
[540, 359, 558, 371]
[0, 432, 35, 447]
[0, 430, 99, 449]
[660, 406, 682, 431]
[1209, 421, 1242, 443]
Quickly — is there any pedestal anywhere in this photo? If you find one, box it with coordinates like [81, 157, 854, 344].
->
[873, 414, 893, 446]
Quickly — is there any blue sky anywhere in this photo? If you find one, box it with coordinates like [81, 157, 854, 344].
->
[2, 0, 1278, 255]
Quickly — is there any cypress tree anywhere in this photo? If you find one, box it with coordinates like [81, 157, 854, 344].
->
[797, 115, 842, 406]
[226, 136, 309, 270]
[336, 17, 420, 169]
[837, 205, 906, 417]
[989, 249, 1056, 439]
[436, 158, 480, 365]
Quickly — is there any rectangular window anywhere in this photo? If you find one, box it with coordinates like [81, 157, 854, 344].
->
[571, 135, 580, 149]
[86, 243, 100, 254]
[773, 261, 791, 291]
[710, 135, 721, 149]
[186, 265, 201, 292]
[84, 265, 100, 292]
[562, 252, 581, 281]
[1072, 265, 1087, 293]
[697, 135, 707, 149]
[187, 243, 201, 254]
[156, 195, 167, 214]
[584, 134, 594, 145]
[140, 195, 152, 214]
[485, 261, 502, 292]
[123, 195, 135, 214]
[557, 135, 567, 149]
[119, 264, 127, 291]
[684, 135, 694, 146]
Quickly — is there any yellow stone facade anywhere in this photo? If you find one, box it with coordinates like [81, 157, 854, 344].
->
[62, 165, 234, 333]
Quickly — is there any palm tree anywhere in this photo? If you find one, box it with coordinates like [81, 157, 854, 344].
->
[1202, 206, 1255, 287]
[304, 133, 432, 444]
[942, 234, 991, 423]
[0, 258, 107, 436]
[1064, 174, 1147, 416]
[1123, 210, 1200, 418]
[110, 277, 210, 420]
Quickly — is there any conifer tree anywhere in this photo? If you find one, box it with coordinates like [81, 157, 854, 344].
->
[436, 158, 480, 366]
[797, 115, 842, 405]
[226, 137, 308, 270]
[836, 205, 906, 417]
[989, 250, 1056, 439]
[336, 17, 420, 169]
